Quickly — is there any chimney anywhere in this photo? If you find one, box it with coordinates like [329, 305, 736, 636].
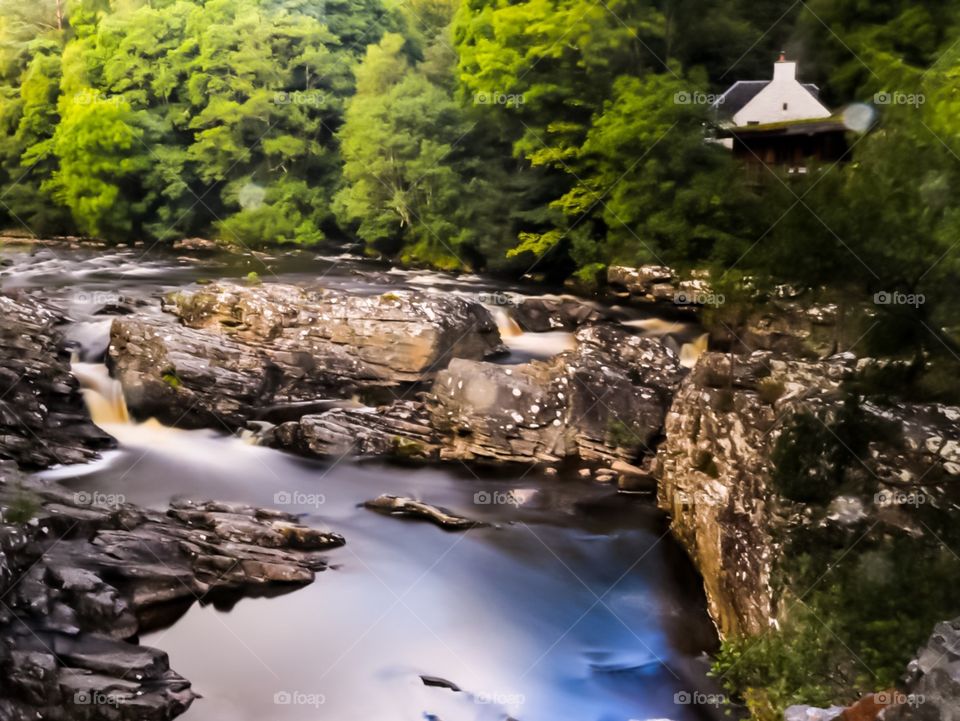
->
[773, 52, 797, 82]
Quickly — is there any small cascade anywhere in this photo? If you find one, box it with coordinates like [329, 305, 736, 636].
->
[488, 305, 524, 338]
[622, 318, 692, 336]
[679, 333, 710, 369]
[71, 361, 130, 426]
[68, 359, 275, 469]
[486, 304, 577, 360]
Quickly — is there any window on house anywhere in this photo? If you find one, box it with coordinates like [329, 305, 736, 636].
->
[783, 102, 789, 110]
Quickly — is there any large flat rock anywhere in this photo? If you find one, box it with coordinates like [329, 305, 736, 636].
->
[109, 282, 504, 428]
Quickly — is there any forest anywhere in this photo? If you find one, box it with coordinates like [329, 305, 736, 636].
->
[2, 1, 959, 298]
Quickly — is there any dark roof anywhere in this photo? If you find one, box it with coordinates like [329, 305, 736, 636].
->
[712, 81, 821, 120]
[722, 117, 847, 138]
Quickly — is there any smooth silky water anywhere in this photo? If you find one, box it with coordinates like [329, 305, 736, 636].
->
[8, 245, 720, 721]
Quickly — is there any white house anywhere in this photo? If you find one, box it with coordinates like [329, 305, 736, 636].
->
[712, 55, 848, 174]
[713, 54, 831, 127]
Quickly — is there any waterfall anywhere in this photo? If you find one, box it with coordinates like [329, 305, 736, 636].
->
[488, 305, 524, 338]
[679, 333, 709, 368]
[71, 361, 131, 426]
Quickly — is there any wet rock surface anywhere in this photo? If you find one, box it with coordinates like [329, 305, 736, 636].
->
[264, 399, 438, 460]
[656, 351, 960, 637]
[109, 282, 504, 428]
[261, 324, 686, 467]
[0, 294, 113, 468]
[363, 494, 487, 530]
[511, 295, 610, 332]
[429, 325, 684, 465]
[0, 466, 344, 721]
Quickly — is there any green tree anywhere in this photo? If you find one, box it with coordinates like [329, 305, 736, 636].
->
[335, 32, 475, 268]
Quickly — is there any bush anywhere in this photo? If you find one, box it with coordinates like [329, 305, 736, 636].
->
[771, 397, 893, 504]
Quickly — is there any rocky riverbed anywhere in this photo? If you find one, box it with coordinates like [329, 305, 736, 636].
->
[0, 242, 958, 721]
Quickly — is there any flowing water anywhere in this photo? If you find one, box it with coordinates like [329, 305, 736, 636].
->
[6, 243, 721, 721]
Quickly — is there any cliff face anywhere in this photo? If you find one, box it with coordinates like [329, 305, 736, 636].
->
[656, 350, 960, 639]
[655, 351, 851, 636]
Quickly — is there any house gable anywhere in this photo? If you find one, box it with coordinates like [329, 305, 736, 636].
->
[733, 60, 830, 126]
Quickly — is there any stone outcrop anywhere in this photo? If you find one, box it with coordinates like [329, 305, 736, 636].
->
[429, 324, 684, 464]
[263, 400, 438, 460]
[606, 266, 859, 359]
[0, 294, 113, 468]
[0, 467, 344, 721]
[656, 351, 960, 638]
[261, 324, 685, 467]
[882, 617, 960, 721]
[363, 495, 487, 530]
[511, 295, 610, 332]
[710, 286, 867, 359]
[109, 282, 504, 428]
[169, 283, 504, 380]
[607, 264, 714, 307]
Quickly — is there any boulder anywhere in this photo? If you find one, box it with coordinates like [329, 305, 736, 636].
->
[607, 265, 675, 297]
[169, 282, 504, 381]
[606, 265, 720, 309]
[109, 282, 504, 428]
[265, 400, 438, 460]
[511, 295, 609, 332]
[430, 324, 684, 464]
[0, 294, 113, 468]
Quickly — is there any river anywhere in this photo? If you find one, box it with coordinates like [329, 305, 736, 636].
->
[4, 242, 720, 721]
